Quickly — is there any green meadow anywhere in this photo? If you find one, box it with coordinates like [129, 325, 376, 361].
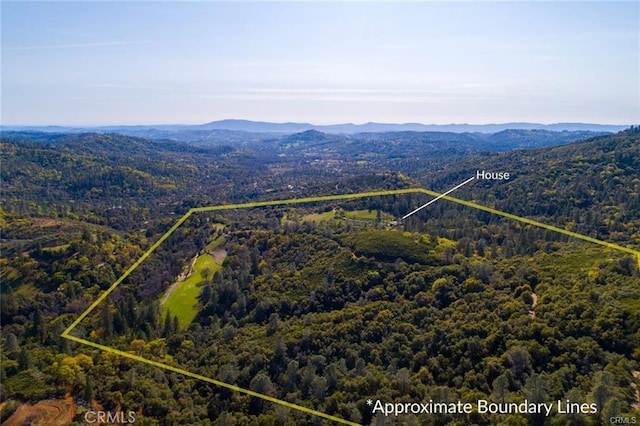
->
[300, 209, 392, 223]
[161, 253, 220, 328]
[342, 209, 393, 221]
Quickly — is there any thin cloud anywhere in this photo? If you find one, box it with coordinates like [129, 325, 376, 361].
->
[3, 40, 151, 51]
[199, 86, 514, 100]
[88, 83, 179, 91]
[225, 61, 317, 68]
[196, 92, 499, 103]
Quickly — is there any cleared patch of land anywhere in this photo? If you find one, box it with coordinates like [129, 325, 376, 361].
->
[209, 248, 227, 265]
[301, 210, 335, 223]
[342, 209, 393, 221]
[300, 208, 392, 223]
[31, 218, 63, 228]
[42, 244, 70, 253]
[161, 252, 224, 328]
[3, 397, 75, 426]
[205, 234, 226, 252]
[529, 293, 538, 318]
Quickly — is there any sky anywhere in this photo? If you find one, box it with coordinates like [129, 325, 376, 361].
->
[1, 1, 639, 126]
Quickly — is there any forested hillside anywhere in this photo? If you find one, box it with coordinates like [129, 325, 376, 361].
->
[1, 132, 239, 226]
[415, 127, 640, 249]
[1, 128, 638, 425]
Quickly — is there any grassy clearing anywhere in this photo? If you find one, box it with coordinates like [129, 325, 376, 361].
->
[161, 254, 220, 328]
[342, 209, 392, 221]
[301, 211, 335, 223]
[41, 244, 70, 253]
[301, 209, 392, 223]
[205, 235, 226, 252]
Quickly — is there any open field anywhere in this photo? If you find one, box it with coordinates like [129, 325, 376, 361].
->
[205, 234, 226, 252]
[301, 210, 335, 222]
[301, 209, 392, 223]
[161, 253, 221, 328]
[342, 209, 393, 221]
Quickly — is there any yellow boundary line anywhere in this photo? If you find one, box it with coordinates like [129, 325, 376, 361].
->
[62, 334, 359, 425]
[61, 187, 640, 425]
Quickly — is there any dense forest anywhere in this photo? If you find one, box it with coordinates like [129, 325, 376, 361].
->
[1, 127, 639, 425]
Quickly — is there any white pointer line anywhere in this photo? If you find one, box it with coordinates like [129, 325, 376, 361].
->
[402, 176, 476, 220]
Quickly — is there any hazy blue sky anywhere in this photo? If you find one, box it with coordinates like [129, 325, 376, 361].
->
[2, 1, 638, 125]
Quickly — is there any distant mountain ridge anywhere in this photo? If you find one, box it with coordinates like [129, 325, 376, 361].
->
[200, 120, 628, 134]
[1, 119, 630, 135]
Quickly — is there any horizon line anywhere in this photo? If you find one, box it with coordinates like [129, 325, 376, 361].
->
[0, 119, 634, 128]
